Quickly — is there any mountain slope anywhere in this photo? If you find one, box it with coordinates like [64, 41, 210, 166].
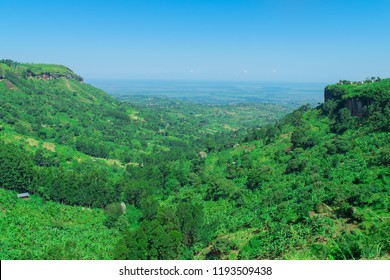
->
[0, 59, 147, 161]
[189, 80, 390, 259]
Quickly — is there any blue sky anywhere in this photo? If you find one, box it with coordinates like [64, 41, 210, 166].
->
[2, 0, 390, 82]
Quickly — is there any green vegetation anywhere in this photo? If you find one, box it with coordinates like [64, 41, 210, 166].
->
[0, 188, 120, 259]
[118, 95, 290, 137]
[0, 60, 389, 260]
[199, 105, 389, 259]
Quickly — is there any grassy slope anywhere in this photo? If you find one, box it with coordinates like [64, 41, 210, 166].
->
[18, 63, 73, 75]
[0, 62, 165, 162]
[0, 188, 120, 259]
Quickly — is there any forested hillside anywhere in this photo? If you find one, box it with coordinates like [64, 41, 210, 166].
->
[0, 60, 389, 260]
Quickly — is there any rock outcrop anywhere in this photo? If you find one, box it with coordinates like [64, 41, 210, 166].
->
[324, 85, 374, 117]
[26, 70, 83, 82]
[344, 98, 373, 117]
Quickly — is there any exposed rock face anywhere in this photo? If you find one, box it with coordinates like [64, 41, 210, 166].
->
[344, 98, 373, 117]
[324, 86, 372, 117]
[26, 70, 83, 81]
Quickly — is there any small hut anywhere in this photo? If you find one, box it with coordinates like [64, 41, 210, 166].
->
[17, 192, 30, 199]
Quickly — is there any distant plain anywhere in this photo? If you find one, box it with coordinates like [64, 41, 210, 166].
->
[89, 80, 325, 106]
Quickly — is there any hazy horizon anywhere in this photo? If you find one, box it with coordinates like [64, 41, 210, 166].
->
[89, 79, 325, 106]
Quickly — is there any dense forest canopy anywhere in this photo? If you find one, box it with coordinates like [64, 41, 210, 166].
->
[0, 60, 389, 260]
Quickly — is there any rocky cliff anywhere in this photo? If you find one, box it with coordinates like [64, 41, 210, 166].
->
[324, 80, 389, 117]
[0, 60, 83, 82]
[344, 98, 373, 117]
[323, 79, 389, 132]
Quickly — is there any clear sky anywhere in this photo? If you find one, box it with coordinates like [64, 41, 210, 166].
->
[2, 0, 390, 82]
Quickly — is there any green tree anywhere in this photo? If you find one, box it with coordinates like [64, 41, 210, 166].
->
[0, 142, 35, 192]
[176, 202, 204, 246]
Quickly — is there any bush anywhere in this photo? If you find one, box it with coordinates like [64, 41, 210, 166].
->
[291, 127, 317, 149]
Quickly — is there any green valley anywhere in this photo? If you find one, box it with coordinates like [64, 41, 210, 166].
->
[0, 60, 389, 260]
